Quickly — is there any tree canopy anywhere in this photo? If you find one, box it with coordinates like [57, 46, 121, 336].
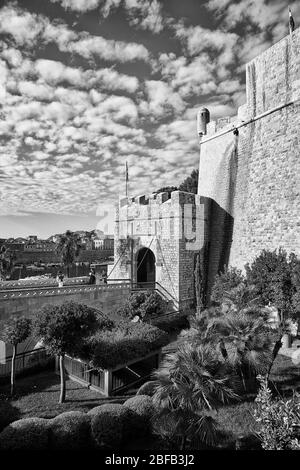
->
[0, 317, 32, 346]
[33, 301, 100, 357]
[154, 169, 199, 196]
[178, 169, 199, 194]
[56, 230, 82, 276]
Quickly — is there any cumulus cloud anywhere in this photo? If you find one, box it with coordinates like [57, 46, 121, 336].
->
[125, 0, 164, 33]
[0, 4, 150, 63]
[0, 0, 291, 225]
[52, 0, 166, 33]
[206, 0, 300, 47]
[64, 34, 149, 62]
[140, 80, 186, 119]
[158, 53, 217, 98]
[0, 5, 46, 46]
[51, 0, 101, 12]
[175, 23, 238, 57]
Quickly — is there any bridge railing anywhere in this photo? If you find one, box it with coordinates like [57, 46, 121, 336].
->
[131, 281, 179, 309]
[0, 276, 90, 290]
[0, 279, 131, 300]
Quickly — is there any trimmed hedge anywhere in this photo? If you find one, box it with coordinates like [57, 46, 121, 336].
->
[48, 411, 92, 450]
[0, 401, 20, 433]
[84, 322, 168, 370]
[151, 313, 189, 333]
[0, 417, 49, 450]
[124, 395, 154, 437]
[89, 403, 135, 448]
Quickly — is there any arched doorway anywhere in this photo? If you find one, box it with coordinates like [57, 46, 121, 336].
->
[136, 248, 156, 288]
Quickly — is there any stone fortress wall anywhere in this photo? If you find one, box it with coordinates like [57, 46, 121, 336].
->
[198, 27, 300, 293]
[111, 28, 300, 308]
[111, 191, 207, 311]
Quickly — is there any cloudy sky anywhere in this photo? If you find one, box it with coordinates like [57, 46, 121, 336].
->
[0, 0, 298, 238]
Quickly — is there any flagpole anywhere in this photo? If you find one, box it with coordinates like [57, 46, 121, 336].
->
[125, 161, 128, 197]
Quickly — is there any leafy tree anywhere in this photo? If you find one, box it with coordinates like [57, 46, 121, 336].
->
[178, 169, 199, 194]
[56, 230, 82, 277]
[246, 249, 300, 374]
[245, 249, 296, 318]
[33, 302, 99, 403]
[254, 375, 300, 450]
[0, 246, 16, 281]
[0, 316, 32, 395]
[152, 343, 238, 450]
[154, 168, 199, 197]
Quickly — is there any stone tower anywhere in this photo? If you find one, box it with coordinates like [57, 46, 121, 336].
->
[110, 190, 209, 312]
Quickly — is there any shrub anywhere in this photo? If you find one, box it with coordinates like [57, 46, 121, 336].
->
[124, 395, 154, 436]
[89, 403, 135, 448]
[0, 417, 49, 450]
[48, 411, 92, 450]
[211, 267, 246, 305]
[117, 291, 168, 320]
[151, 313, 189, 333]
[245, 249, 298, 317]
[254, 375, 300, 450]
[0, 400, 20, 433]
[136, 381, 157, 397]
[85, 322, 168, 370]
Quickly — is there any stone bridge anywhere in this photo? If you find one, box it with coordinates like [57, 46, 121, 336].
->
[0, 280, 131, 321]
[0, 279, 131, 362]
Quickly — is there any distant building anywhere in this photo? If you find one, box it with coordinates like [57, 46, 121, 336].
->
[4, 242, 25, 252]
[24, 241, 56, 252]
[93, 235, 114, 251]
[27, 235, 38, 243]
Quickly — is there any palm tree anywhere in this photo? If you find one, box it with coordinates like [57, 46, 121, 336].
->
[205, 310, 273, 392]
[152, 343, 238, 450]
[56, 230, 82, 277]
[0, 246, 15, 281]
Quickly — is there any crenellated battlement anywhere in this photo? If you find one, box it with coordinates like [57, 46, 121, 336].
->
[119, 190, 201, 211]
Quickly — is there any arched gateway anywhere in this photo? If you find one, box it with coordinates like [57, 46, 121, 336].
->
[136, 247, 155, 288]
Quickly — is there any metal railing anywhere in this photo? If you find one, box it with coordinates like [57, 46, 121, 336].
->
[0, 276, 90, 290]
[130, 281, 179, 309]
[0, 279, 131, 300]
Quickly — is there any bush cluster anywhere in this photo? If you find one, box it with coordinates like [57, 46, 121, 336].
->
[0, 396, 158, 451]
[88, 403, 135, 448]
[254, 376, 300, 450]
[124, 395, 154, 436]
[151, 312, 189, 333]
[48, 411, 91, 450]
[245, 249, 300, 317]
[85, 322, 168, 370]
[117, 291, 168, 321]
[0, 417, 49, 450]
[211, 249, 300, 321]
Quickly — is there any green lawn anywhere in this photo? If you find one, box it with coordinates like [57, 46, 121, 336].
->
[0, 351, 299, 449]
[0, 370, 131, 432]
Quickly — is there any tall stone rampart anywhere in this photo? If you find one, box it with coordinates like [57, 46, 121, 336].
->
[198, 28, 300, 292]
